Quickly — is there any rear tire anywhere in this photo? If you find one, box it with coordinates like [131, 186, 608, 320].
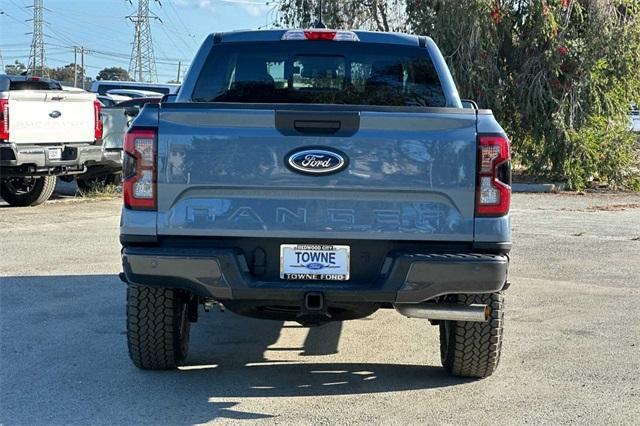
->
[126, 284, 191, 370]
[0, 176, 56, 206]
[439, 292, 504, 378]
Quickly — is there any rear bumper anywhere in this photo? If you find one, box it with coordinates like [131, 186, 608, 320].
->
[0, 142, 103, 176]
[99, 148, 122, 168]
[121, 247, 509, 304]
[80, 149, 122, 179]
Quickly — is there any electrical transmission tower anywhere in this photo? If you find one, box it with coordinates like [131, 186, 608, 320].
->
[27, 0, 48, 77]
[127, 0, 161, 82]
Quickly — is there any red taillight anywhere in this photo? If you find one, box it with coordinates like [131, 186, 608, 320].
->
[476, 135, 511, 216]
[281, 29, 360, 42]
[94, 100, 103, 142]
[123, 128, 156, 210]
[304, 30, 337, 40]
[0, 99, 9, 141]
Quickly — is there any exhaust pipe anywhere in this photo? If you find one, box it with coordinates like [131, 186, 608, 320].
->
[394, 303, 490, 322]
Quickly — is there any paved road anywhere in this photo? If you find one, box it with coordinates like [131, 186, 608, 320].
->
[1, 193, 639, 425]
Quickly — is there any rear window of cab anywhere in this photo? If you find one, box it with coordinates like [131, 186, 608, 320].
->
[9, 80, 62, 90]
[192, 41, 446, 107]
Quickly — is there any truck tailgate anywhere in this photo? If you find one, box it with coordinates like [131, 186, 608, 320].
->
[9, 91, 96, 144]
[156, 107, 477, 241]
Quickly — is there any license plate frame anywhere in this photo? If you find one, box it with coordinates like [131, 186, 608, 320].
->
[280, 244, 350, 281]
[47, 147, 62, 161]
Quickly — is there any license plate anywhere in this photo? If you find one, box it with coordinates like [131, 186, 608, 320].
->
[48, 148, 62, 160]
[280, 244, 350, 281]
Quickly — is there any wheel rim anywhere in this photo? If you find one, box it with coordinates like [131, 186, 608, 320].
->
[4, 178, 37, 195]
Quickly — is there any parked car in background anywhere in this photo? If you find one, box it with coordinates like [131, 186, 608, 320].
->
[76, 97, 161, 190]
[106, 89, 164, 99]
[97, 93, 131, 107]
[90, 80, 179, 96]
[60, 85, 86, 92]
[120, 29, 512, 378]
[0, 74, 103, 206]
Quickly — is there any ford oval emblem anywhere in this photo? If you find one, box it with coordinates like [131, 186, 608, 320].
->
[49, 110, 62, 118]
[306, 262, 325, 270]
[286, 147, 348, 175]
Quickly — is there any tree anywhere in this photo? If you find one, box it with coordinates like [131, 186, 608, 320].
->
[96, 67, 132, 81]
[48, 63, 85, 84]
[5, 60, 26, 75]
[276, 0, 640, 189]
[276, 0, 405, 31]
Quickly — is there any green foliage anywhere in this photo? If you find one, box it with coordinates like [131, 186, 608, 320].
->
[277, 0, 640, 189]
[4, 61, 89, 85]
[96, 67, 132, 82]
[565, 117, 640, 190]
[48, 63, 85, 83]
[276, 0, 407, 31]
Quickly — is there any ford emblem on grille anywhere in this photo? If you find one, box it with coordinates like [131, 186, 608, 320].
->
[49, 110, 62, 118]
[286, 148, 348, 175]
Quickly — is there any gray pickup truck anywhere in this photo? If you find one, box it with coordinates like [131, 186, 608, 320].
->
[120, 29, 512, 378]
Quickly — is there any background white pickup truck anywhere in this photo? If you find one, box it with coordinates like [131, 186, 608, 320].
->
[0, 75, 103, 206]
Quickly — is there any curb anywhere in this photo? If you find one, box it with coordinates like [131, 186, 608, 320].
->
[512, 183, 566, 193]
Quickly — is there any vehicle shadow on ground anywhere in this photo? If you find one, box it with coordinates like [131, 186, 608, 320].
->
[0, 274, 471, 424]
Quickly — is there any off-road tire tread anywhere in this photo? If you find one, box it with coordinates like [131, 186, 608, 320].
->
[440, 292, 504, 378]
[0, 175, 56, 206]
[126, 285, 190, 370]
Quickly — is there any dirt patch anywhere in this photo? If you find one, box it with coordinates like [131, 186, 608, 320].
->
[584, 203, 640, 211]
[554, 202, 640, 212]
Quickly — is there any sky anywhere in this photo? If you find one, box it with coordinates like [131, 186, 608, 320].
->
[0, 0, 276, 82]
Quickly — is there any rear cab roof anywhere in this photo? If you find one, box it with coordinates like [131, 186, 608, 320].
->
[0, 74, 62, 92]
[213, 29, 426, 46]
[178, 29, 462, 108]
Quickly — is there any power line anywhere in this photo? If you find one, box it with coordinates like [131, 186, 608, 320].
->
[45, 9, 132, 45]
[27, 0, 47, 77]
[7, 0, 30, 16]
[127, 0, 161, 82]
[0, 9, 30, 28]
[163, 0, 198, 49]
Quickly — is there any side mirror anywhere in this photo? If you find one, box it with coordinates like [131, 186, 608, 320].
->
[124, 106, 140, 117]
[460, 99, 478, 110]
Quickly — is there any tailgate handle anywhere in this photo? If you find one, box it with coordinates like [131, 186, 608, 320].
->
[275, 110, 360, 137]
[293, 120, 341, 134]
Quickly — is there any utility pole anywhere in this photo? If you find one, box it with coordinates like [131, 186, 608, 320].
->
[73, 46, 78, 87]
[126, 0, 161, 83]
[27, 0, 48, 77]
[80, 47, 85, 90]
[176, 61, 181, 84]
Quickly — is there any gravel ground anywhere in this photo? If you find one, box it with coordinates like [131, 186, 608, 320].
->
[1, 192, 639, 425]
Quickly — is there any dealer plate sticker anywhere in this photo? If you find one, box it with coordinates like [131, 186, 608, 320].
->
[280, 244, 350, 281]
[48, 148, 62, 160]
